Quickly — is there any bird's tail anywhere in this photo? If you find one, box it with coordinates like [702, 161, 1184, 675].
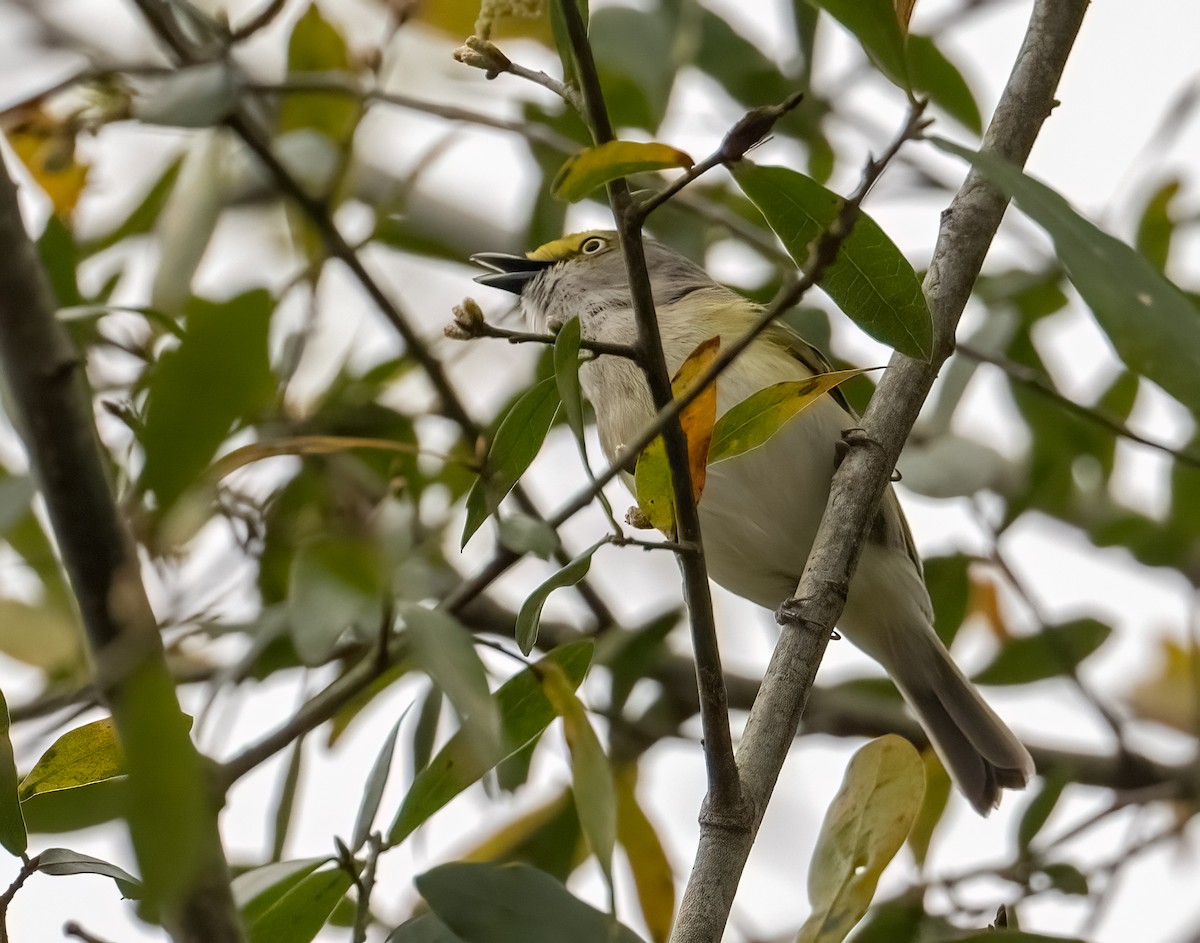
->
[888, 626, 1034, 815]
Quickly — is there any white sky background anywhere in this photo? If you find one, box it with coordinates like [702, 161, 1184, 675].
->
[0, 0, 1199, 940]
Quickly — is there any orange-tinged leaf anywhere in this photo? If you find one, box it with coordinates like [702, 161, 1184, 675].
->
[709, 367, 873, 465]
[633, 337, 721, 536]
[966, 569, 1009, 642]
[4, 108, 89, 218]
[552, 141, 693, 202]
[894, 0, 917, 34]
[673, 337, 719, 497]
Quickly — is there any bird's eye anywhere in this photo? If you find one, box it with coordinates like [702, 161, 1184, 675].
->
[580, 236, 607, 255]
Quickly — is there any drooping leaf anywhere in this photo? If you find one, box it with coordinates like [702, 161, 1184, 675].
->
[389, 641, 594, 846]
[1017, 769, 1070, 853]
[462, 377, 561, 547]
[933, 137, 1200, 413]
[1135, 179, 1182, 273]
[634, 336, 721, 535]
[542, 667, 616, 881]
[516, 541, 607, 655]
[403, 606, 500, 751]
[271, 737, 305, 863]
[18, 718, 123, 800]
[352, 717, 403, 852]
[245, 866, 355, 943]
[708, 367, 873, 464]
[552, 141, 693, 202]
[553, 316, 587, 450]
[905, 748, 950, 870]
[796, 735, 925, 943]
[459, 790, 581, 882]
[0, 598, 83, 677]
[417, 862, 644, 943]
[232, 856, 332, 924]
[141, 290, 276, 511]
[38, 847, 142, 898]
[806, 0, 908, 88]
[732, 162, 933, 360]
[1040, 862, 1089, 896]
[590, 6, 675, 131]
[0, 690, 27, 857]
[972, 619, 1111, 686]
[615, 765, 675, 943]
[288, 534, 385, 665]
[905, 35, 981, 133]
[279, 3, 361, 146]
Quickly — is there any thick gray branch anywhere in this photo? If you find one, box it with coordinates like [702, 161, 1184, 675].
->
[669, 1, 1091, 940]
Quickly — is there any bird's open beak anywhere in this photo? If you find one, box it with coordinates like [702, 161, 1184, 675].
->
[470, 252, 554, 294]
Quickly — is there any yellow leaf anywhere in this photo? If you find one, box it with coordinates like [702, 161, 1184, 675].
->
[615, 765, 675, 943]
[460, 788, 580, 865]
[552, 141, 693, 202]
[413, 0, 553, 42]
[18, 718, 124, 800]
[4, 107, 89, 218]
[1126, 637, 1198, 734]
[634, 437, 675, 536]
[906, 747, 950, 870]
[796, 735, 925, 943]
[708, 367, 872, 465]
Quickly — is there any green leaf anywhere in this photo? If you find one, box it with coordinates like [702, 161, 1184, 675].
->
[81, 157, 183, 256]
[0, 598, 82, 674]
[796, 735, 925, 943]
[1135, 178, 1181, 273]
[709, 368, 873, 464]
[953, 935, 1088, 943]
[271, 737, 305, 863]
[36, 215, 83, 307]
[552, 141, 693, 202]
[633, 437, 675, 534]
[141, 290, 276, 510]
[905, 749, 950, 870]
[1040, 862, 1089, 896]
[417, 862, 645, 943]
[411, 685, 443, 775]
[38, 847, 142, 898]
[515, 541, 606, 656]
[932, 137, 1200, 413]
[19, 718, 123, 800]
[352, 717, 403, 852]
[497, 514, 561, 560]
[542, 667, 616, 881]
[245, 866, 355, 943]
[1016, 769, 1070, 853]
[590, 7, 675, 131]
[922, 554, 972, 647]
[20, 778, 127, 833]
[403, 606, 500, 751]
[553, 316, 586, 450]
[972, 619, 1111, 686]
[0, 690, 27, 857]
[288, 535, 384, 665]
[905, 35, 981, 133]
[462, 377, 561, 548]
[279, 3, 360, 145]
[389, 641, 594, 846]
[732, 162, 933, 360]
[806, 0, 908, 88]
[232, 856, 332, 924]
[387, 914, 466, 942]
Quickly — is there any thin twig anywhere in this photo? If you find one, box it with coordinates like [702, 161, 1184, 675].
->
[0, 854, 40, 943]
[228, 0, 288, 42]
[555, 0, 743, 817]
[453, 36, 584, 112]
[958, 341, 1200, 469]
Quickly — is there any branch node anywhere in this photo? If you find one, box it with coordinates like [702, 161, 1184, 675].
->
[717, 90, 805, 164]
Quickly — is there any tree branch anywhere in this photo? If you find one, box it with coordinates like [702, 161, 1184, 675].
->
[670, 2, 1091, 940]
[553, 0, 742, 813]
[0, 164, 241, 937]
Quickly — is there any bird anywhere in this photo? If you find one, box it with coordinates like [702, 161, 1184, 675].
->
[472, 229, 1033, 814]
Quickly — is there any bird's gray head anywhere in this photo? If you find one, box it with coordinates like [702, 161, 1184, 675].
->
[471, 230, 718, 335]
